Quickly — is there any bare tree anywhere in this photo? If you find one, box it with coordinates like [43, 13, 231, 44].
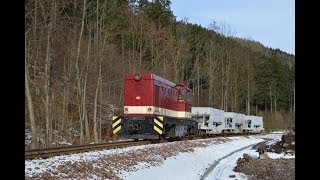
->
[93, 44, 103, 143]
[25, 47, 37, 149]
[83, 35, 91, 143]
[75, 0, 87, 143]
[269, 85, 273, 114]
[43, 0, 56, 146]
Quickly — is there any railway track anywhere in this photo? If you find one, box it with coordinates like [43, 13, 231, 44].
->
[25, 140, 151, 160]
[200, 140, 268, 180]
[25, 133, 267, 160]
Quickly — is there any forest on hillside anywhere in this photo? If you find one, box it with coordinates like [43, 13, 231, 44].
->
[25, 0, 295, 149]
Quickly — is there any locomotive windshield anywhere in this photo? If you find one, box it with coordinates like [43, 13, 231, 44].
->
[178, 90, 185, 101]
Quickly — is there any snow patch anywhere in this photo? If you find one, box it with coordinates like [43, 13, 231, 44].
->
[204, 148, 258, 180]
[119, 137, 264, 180]
[266, 139, 280, 146]
[267, 152, 295, 159]
[25, 143, 165, 176]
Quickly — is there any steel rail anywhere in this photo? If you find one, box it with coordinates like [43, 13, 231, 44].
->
[25, 140, 150, 160]
[25, 133, 265, 160]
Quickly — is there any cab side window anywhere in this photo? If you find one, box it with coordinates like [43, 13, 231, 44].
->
[178, 90, 185, 101]
[186, 91, 191, 102]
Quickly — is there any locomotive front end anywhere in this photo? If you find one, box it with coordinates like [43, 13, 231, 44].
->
[114, 73, 163, 139]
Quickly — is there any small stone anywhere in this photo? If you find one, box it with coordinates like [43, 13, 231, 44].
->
[229, 175, 236, 178]
[259, 152, 269, 159]
[243, 153, 253, 162]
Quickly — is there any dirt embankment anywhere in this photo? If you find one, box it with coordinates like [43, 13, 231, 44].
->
[266, 132, 295, 154]
[234, 133, 295, 180]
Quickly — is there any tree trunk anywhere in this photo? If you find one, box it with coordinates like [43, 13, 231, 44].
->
[83, 38, 91, 143]
[247, 75, 250, 115]
[197, 61, 200, 107]
[269, 85, 273, 114]
[95, 0, 99, 43]
[93, 59, 102, 143]
[61, 59, 72, 133]
[44, 0, 55, 146]
[25, 60, 37, 149]
[221, 57, 224, 110]
[274, 96, 277, 112]
[99, 76, 103, 142]
[293, 83, 295, 112]
[224, 51, 231, 112]
[121, 34, 125, 74]
[139, 19, 144, 70]
[75, 0, 87, 144]
[113, 82, 116, 104]
[33, 0, 38, 78]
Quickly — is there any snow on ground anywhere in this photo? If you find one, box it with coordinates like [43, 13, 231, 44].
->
[204, 147, 256, 180]
[266, 138, 280, 146]
[25, 128, 32, 145]
[25, 143, 165, 177]
[109, 139, 134, 143]
[118, 136, 264, 180]
[25, 127, 77, 149]
[254, 133, 283, 141]
[204, 145, 295, 180]
[25, 134, 284, 179]
[270, 130, 294, 134]
[267, 152, 295, 159]
[26, 137, 234, 179]
[205, 134, 294, 180]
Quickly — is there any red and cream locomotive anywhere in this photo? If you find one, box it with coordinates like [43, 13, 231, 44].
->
[112, 73, 198, 139]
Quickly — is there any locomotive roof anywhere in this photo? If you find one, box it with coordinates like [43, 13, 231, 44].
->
[152, 73, 176, 87]
[125, 73, 190, 90]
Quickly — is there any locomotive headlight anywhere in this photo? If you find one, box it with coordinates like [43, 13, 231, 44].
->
[133, 73, 142, 81]
[124, 108, 128, 112]
[147, 107, 152, 112]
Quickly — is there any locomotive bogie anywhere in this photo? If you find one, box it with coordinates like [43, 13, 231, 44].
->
[115, 116, 162, 139]
[115, 115, 198, 139]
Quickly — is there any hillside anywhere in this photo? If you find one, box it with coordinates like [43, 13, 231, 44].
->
[25, 0, 295, 148]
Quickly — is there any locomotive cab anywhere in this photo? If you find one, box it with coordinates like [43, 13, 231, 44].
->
[112, 73, 197, 140]
[176, 85, 192, 113]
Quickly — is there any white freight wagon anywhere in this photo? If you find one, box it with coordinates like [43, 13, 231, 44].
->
[244, 115, 264, 133]
[191, 107, 225, 135]
[252, 116, 264, 133]
[243, 115, 254, 133]
[237, 113, 246, 133]
[224, 112, 246, 134]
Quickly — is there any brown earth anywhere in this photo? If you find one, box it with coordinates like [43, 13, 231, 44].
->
[267, 132, 295, 154]
[234, 158, 295, 180]
[234, 133, 295, 180]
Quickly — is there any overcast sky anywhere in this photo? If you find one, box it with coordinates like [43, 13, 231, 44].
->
[171, 0, 295, 55]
